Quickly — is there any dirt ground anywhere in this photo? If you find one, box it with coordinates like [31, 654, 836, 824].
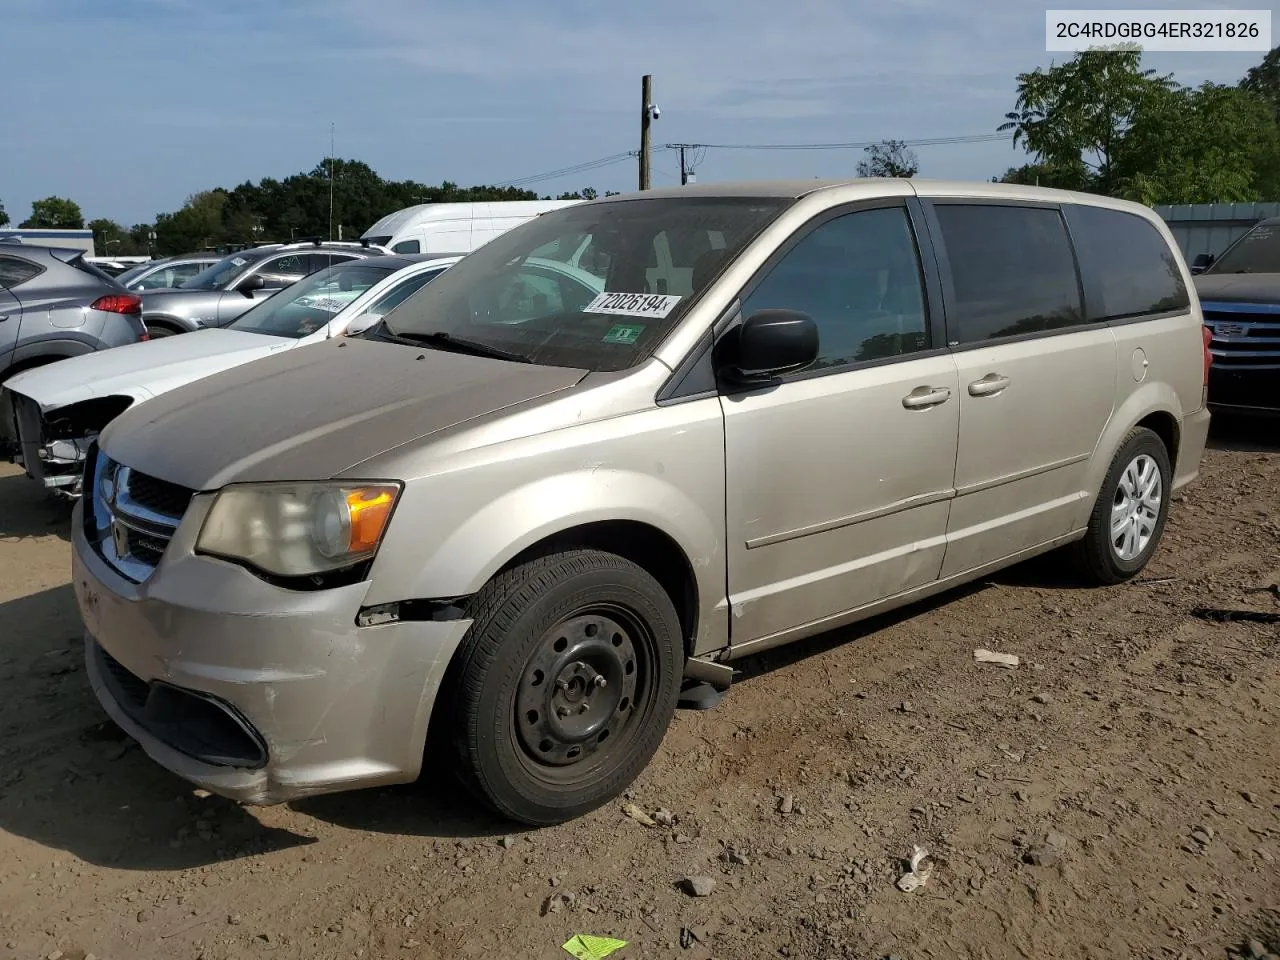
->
[0, 420, 1276, 960]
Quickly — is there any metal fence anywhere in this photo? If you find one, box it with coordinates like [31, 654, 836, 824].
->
[1154, 202, 1280, 260]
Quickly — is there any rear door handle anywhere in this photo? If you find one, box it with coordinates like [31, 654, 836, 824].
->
[968, 373, 1010, 397]
[902, 386, 952, 409]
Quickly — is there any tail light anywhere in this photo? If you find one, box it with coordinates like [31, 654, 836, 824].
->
[90, 293, 143, 315]
[1201, 324, 1212, 384]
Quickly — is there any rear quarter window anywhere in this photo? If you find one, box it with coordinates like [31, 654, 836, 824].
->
[0, 256, 44, 289]
[1064, 204, 1190, 321]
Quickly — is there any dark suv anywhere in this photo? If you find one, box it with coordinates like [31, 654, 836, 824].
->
[1193, 218, 1280, 416]
[140, 238, 389, 337]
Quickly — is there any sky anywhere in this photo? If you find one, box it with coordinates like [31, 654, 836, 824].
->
[3, 0, 1276, 228]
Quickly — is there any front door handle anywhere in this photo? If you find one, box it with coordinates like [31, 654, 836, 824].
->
[968, 373, 1010, 397]
[902, 386, 952, 409]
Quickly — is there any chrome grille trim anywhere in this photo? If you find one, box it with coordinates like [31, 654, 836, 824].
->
[89, 455, 191, 583]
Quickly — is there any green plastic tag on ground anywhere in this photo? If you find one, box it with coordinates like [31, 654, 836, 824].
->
[561, 934, 628, 959]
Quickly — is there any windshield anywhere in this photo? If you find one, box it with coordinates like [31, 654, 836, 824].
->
[115, 262, 154, 286]
[229, 263, 396, 338]
[374, 197, 788, 372]
[1205, 221, 1280, 274]
[181, 253, 255, 290]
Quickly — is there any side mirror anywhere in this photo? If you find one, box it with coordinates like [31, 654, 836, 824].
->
[1191, 253, 1214, 274]
[343, 313, 381, 337]
[721, 309, 819, 383]
[238, 274, 265, 295]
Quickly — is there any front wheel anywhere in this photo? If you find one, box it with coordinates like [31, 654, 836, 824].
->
[1071, 427, 1172, 585]
[444, 548, 683, 825]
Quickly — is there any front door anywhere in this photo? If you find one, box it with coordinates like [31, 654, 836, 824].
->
[721, 202, 961, 650]
[923, 200, 1118, 578]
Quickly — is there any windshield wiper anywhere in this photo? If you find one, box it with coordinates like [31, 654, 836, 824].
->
[383, 329, 532, 364]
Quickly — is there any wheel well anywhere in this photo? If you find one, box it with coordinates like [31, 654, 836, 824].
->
[143, 316, 183, 334]
[506, 521, 700, 655]
[0, 354, 61, 384]
[1136, 410, 1179, 466]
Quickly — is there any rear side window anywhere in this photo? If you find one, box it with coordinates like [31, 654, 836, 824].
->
[933, 204, 1083, 344]
[1066, 205, 1189, 320]
[392, 239, 420, 254]
[0, 256, 44, 289]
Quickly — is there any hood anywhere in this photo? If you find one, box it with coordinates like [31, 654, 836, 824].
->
[99, 336, 588, 491]
[5, 329, 288, 413]
[1193, 272, 1280, 304]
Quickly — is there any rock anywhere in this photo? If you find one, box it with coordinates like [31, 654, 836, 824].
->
[1031, 694, 1051, 705]
[673, 833, 692, 844]
[456, 857, 473, 869]
[136, 908, 153, 923]
[1023, 846, 1060, 867]
[1014, 790, 1030, 802]
[1190, 830, 1212, 847]
[47, 952, 63, 960]
[653, 808, 675, 827]
[727, 849, 750, 866]
[1246, 940, 1267, 960]
[403, 914, 416, 928]
[1194, 824, 1214, 841]
[778, 795, 794, 815]
[500, 836, 514, 850]
[1045, 831, 1070, 850]
[227, 914, 242, 926]
[680, 876, 716, 897]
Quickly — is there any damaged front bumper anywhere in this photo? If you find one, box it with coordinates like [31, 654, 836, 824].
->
[71, 498, 472, 804]
[3, 388, 117, 498]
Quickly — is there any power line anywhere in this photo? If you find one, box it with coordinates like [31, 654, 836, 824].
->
[667, 133, 1013, 152]
[496, 133, 1010, 189]
[495, 151, 641, 188]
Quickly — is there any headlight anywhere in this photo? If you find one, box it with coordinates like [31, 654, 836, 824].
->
[195, 482, 401, 578]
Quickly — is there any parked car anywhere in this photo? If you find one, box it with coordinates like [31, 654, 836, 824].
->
[2, 254, 463, 497]
[1191, 217, 1280, 416]
[361, 200, 581, 255]
[115, 254, 221, 291]
[0, 244, 147, 391]
[139, 238, 390, 337]
[73, 179, 1210, 826]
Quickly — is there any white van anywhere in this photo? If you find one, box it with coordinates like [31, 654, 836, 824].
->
[361, 200, 583, 255]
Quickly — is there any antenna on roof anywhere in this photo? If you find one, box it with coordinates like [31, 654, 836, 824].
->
[328, 122, 336, 242]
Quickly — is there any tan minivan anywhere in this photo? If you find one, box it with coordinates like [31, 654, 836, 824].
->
[71, 179, 1211, 825]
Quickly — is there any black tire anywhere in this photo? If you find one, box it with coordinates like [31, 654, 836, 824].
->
[145, 325, 176, 338]
[444, 548, 682, 826]
[1071, 427, 1172, 585]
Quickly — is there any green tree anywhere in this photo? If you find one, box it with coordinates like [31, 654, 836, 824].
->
[1118, 82, 1280, 204]
[1241, 45, 1280, 120]
[0, 198, 8, 227]
[153, 190, 229, 254]
[88, 217, 146, 256]
[857, 139, 919, 178]
[998, 48, 1175, 195]
[20, 195, 85, 229]
[995, 160, 1092, 191]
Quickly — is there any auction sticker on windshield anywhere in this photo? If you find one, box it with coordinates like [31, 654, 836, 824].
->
[602, 323, 646, 345]
[585, 292, 682, 319]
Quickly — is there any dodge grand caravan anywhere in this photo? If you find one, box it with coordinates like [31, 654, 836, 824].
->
[72, 179, 1211, 826]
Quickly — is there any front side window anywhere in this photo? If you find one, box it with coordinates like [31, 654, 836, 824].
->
[359, 268, 446, 319]
[229, 263, 393, 338]
[1203, 220, 1280, 274]
[183, 253, 258, 290]
[375, 198, 787, 372]
[740, 206, 931, 371]
[933, 204, 1083, 344]
[0, 256, 44, 289]
[1067, 205, 1189, 320]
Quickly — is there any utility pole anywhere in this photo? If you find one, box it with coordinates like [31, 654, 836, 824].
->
[678, 145, 687, 185]
[640, 75, 652, 190]
[328, 122, 335, 241]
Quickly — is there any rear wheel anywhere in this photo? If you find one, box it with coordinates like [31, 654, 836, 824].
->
[144, 324, 176, 338]
[1071, 427, 1172, 585]
[444, 548, 682, 825]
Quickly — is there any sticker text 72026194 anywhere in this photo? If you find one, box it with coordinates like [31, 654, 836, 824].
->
[585, 292, 682, 319]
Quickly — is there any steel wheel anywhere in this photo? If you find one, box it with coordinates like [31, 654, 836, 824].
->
[514, 605, 653, 782]
[1110, 453, 1163, 561]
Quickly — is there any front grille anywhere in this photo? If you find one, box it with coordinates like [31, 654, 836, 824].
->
[1203, 307, 1280, 370]
[126, 470, 194, 518]
[88, 456, 192, 582]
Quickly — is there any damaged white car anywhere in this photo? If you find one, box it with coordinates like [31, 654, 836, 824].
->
[1, 254, 459, 498]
